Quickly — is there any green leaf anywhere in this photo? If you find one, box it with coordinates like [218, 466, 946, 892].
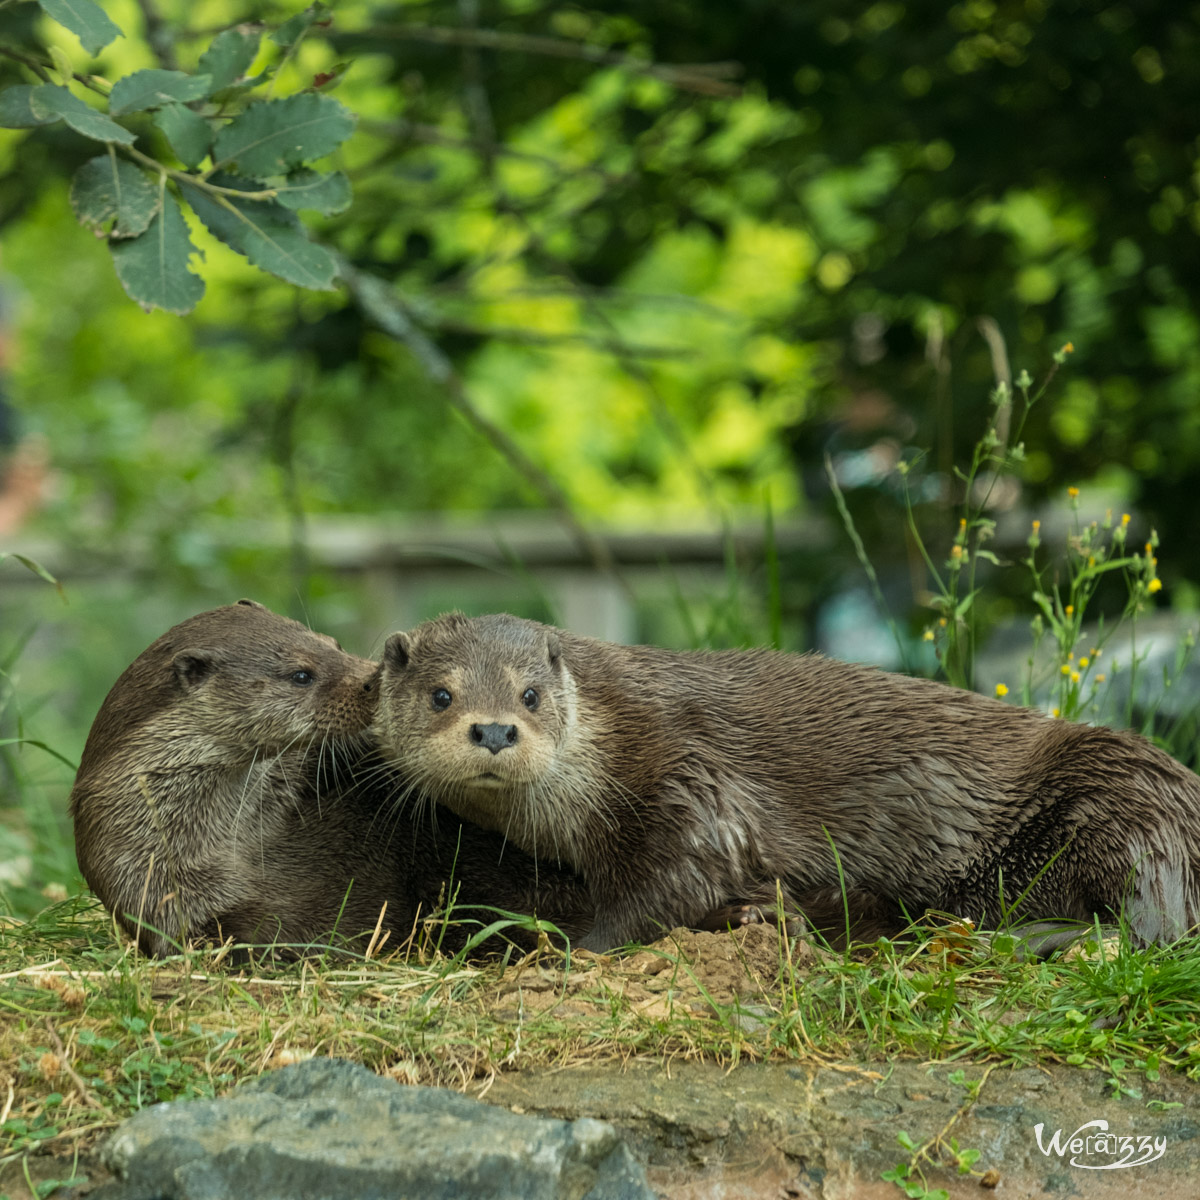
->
[182, 178, 337, 290]
[36, 0, 123, 56]
[0, 85, 61, 128]
[271, 2, 328, 49]
[27, 86, 135, 145]
[109, 69, 212, 117]
[274, 168, 351, 214]
[48, 45, 75, 88]
[70, 155, 160, 238]
[213, 93, 355, 177]
[952, 588, 981, 619]
[154, 103, 212, 168]
[0, 552, 62, 593]
[197, 26, 261, 92]
[0, 738, 77, 770]
[109, 189, 206, 314]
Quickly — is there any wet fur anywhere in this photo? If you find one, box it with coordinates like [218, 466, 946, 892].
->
[70, 602, 594, 956]
[375, 613, 1200, 951]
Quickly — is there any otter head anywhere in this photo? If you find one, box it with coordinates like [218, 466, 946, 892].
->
[375, 612, 572, 805]
[70, 600, 383, 954]
[160, 599, 380, 762]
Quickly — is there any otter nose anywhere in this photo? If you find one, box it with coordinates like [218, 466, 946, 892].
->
[470, 722, 518, 754]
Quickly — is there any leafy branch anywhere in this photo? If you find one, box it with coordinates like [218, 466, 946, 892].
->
[0, 2, 352, 312]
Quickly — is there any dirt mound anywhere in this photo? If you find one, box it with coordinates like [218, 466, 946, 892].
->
[492, 923, 820, 1024]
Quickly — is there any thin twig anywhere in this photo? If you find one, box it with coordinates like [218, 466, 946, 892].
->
[425, 317, 690, 359]
[44, 1020, 104, 1111]
[358, 117, 618, 180]
[0, 44, 109, 95]
[119, 144, 280, 200]
[368, 23, 742, 97]
[134, 0, 180, 70]
[339, 262, 621, 580]
[457, 0, 496, 180]
[270, 351, 311, 606]
[824, 451, 911, 671]
[0, 44, 52, 82]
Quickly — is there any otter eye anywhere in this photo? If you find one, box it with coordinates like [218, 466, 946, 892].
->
[522, 687, 539, 710]
[432, 688, 452, 710]
[291, 670, 314, 687]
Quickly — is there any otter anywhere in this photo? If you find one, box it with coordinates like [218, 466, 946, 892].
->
[70, 601, 595, 957]
[373, 612, 1200, 952]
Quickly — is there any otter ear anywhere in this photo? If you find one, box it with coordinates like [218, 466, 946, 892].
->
[546, 631, 562, 669]
[172, 647, 220, 689]
[236, 598, 267, 610]
[383, 632, 414, 671]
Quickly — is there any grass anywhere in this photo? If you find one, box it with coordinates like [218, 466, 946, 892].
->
[2, 894, 1199, 1172]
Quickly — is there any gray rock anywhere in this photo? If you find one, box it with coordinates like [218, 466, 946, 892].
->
[93, 1057, 653, 1200]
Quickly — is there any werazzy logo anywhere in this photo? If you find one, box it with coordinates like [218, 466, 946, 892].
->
[1034, 1120, 1167, 1169]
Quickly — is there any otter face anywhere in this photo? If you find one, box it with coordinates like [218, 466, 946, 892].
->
[375, 613, 571, 804]
[167, 602, 380, 760]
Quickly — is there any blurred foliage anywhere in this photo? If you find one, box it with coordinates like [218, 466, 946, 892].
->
[1, 0, 1199, 581]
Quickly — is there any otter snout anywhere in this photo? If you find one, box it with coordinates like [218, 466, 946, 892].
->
[471, 722, 518, 754]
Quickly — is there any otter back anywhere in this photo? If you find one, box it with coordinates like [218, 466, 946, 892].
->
[374, 612, 1200, 951]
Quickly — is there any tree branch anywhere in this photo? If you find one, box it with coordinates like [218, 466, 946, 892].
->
[422, 317, 691, 359]
[367, 23, 742, 97]
[339, 262, 622, 581]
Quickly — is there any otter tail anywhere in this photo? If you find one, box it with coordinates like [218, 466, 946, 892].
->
[1123, 829, 1198, 944]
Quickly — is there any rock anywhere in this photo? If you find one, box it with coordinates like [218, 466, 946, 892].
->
[92, 1057, 653, 1200]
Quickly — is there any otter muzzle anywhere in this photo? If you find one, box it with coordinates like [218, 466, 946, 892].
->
[470, 722, 518, 754]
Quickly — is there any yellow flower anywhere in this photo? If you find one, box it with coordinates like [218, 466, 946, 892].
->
[1096, 674, 1106, 683]
[1065, 605, 1075, 616]
[995, 683, 1009, 698]
[1121, 513, 1131, 526]
[1068, 486, 1080, 499]
[1062, 342, 1075, 353]
[950, 544, 964, 560]
[1032, 519, 1041, 532]
[938, 618, 948, 627]
[1060, 664, 1071, 676]
[1078, 657, 1089, 668]
[1052, 707, 1061, 718]
[1148, 578, 1163, 593]
[923, 629, 935, 642]
[1070, 671, 1080, 683]
[959, 518, 967, 530]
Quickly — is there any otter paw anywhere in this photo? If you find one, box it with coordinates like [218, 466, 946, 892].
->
[693, 902, 771, 932]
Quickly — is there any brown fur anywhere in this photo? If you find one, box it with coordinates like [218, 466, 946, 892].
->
[70, 602, 594, 956]
[374, 612, 1200, 951]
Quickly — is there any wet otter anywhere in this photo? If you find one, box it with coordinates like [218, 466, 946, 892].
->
[70, 601, 594, 956]
[374, 612, 1200, 952]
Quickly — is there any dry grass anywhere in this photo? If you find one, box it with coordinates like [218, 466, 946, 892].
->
[2, 893, 1199, 1172]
